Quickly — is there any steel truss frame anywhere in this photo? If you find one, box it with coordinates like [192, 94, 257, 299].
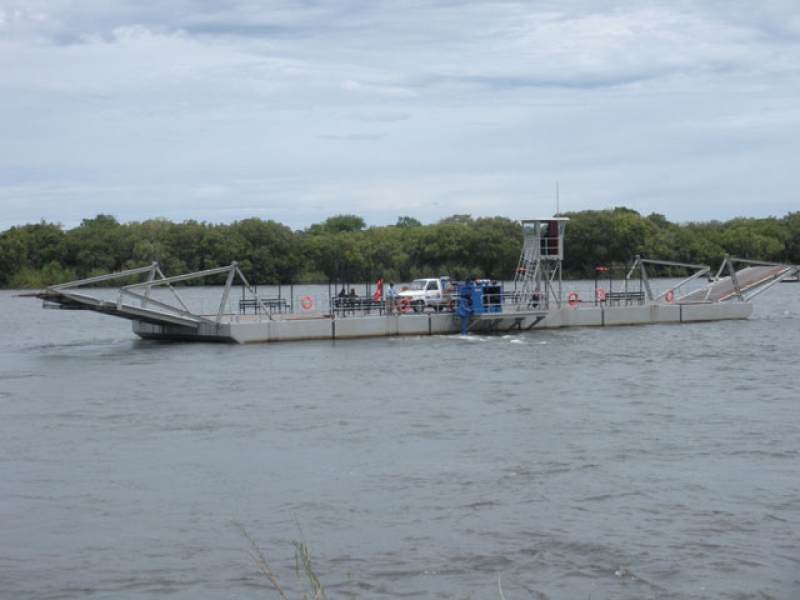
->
[40, 262, 274, 326]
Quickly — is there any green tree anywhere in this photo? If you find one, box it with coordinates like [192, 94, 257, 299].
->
[229, 218, 300, 284]
[0, 221, 66, 285]
[395, 216, 422, 228]
[468, 216, 521, 279]
[362, 226, 407, 282]
[59, 214, 126, 276]
[301, 232, 365, 282]
[782, 212, 800, 263]
[307, 214, 366, 235]
[438, 214, 474, 226]
[126, 219, 174, 269]
[717, 217, 785, 262]
[562, 209, 615, 275]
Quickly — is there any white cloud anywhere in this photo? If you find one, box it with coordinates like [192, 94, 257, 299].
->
[1, 1, 799, 231]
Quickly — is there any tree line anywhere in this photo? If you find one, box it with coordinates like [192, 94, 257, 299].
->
[2, 208, 799, 288]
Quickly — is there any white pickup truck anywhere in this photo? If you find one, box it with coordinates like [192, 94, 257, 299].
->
[397, 277, 456, 312]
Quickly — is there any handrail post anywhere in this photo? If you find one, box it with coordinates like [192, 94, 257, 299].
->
[217, 263, 237, 324]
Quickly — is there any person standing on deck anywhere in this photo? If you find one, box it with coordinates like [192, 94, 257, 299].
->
[531, 287, 540, 308]
[348, 287, 357, 315]
[385, 281, 397, 315]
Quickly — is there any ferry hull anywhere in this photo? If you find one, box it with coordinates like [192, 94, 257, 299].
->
[131, 302, 753, 344]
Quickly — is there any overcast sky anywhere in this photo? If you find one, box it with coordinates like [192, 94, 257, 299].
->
[1, 1, 798, 231]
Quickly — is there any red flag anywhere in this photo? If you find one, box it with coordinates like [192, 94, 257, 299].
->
[373, 278, 383, 301]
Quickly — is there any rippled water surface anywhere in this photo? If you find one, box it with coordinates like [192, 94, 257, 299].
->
[1, 286, 799, 599]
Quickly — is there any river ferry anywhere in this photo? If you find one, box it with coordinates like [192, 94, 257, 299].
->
[29, 217, 798, 343]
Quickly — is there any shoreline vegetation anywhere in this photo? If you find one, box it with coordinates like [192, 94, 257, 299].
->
[2, 208, 799, 289]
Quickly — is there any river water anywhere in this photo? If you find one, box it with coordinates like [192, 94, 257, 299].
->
[1, 284, 798, 599]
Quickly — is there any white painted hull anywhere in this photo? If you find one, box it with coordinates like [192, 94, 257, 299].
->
[131, 301, 753, 344]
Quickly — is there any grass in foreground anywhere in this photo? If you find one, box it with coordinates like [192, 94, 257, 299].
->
[231, 519, 329, 600]
[233, 520, 521, 599]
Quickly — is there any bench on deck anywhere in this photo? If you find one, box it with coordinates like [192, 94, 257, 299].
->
[333, 296, 385, 315]
[603, 291, 645, 306]
[239, 297, 290, 314]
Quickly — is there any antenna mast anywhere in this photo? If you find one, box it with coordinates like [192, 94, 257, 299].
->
[556, 182, 560, 215]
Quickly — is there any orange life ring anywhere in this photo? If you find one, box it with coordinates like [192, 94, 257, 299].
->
[396, 297, 410, 313]
[567, 291, 579, 307]
[665, 289, 675, 303]
[301, 295, 313, 310]
[595, 286, 606, 301]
